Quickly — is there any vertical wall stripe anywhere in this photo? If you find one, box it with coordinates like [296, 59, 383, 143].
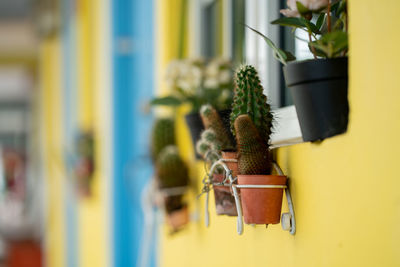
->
[76, 0, 108, 267]
[111, 0, 155, 266]
[95, 0, 113, 266]
[61, 0, 79, 266]
[39, 36, 66, 267]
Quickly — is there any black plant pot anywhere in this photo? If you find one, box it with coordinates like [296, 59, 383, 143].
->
[185, 109, 234, 159]
[283, 57, 349, 142]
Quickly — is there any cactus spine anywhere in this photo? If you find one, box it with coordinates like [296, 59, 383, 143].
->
[151, 118, 175, 161]
[230, 65, 273, 145]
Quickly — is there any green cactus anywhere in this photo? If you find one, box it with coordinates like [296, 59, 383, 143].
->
[234, 114, 271, 175]
[230, 65, 273, 145]
[156, 145, 189, 214]
[195, 139, 212, 157]
[195, 129, 223, 173]
[200, 104, 235, 151]
[156, 145, 189, 189]
[151, 118, 175, 161]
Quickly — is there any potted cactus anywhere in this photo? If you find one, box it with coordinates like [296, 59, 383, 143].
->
[196, 104, 237, 216]
[75, 131, 95, 197]
[150, 118, 176, 162]
[151, 118, 190, 231]
[230, 65, 287, 224]
[156, 146, 190, 230]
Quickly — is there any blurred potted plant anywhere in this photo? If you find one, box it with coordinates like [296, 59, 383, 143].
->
[151, 118, 190, 232]
[249, 0, 348, 141]
[196, 104, 237, 216]
[75, 132, 95, 197]
[230, 65, 287, 224]
[150, 58, 234, 156]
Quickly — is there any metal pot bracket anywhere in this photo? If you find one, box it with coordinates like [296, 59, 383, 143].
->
[201, 158, 296, 235]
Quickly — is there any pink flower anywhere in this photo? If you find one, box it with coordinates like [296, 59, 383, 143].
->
[280, 0, 329, 17]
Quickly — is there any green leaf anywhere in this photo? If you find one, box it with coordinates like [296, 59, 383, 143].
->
[245, 24, 296, 65]
[271, 17, 306, 29]
[271, 17, 320, 34]
[316, 13, 325, 30]
[299, 17, 321, 34]
[150, 96, 182, 106]
[281, 50, 297, 62]
[331, 1, 340, 14]
[296, 1, 310, 15]
[309, 31, 348, 58]
[337, 0, 347, 16]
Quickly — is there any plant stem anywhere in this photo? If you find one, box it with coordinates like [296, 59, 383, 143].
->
[327, 1, 331, 32]
[308, 32, 317, 59]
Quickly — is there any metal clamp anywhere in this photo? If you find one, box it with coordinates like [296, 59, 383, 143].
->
[202, 158, 296, 235]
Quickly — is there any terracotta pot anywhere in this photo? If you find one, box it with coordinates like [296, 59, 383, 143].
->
[238, 175, 287, 224]
[166, 205, 189, 230]
[212, 174, 237, 216]
[221, 150, 238, 177]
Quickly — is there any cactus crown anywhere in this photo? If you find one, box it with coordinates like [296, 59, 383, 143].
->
[151, 118, 175, 161]
[157, 145, 189, 189]
[230, 65, 273, 145]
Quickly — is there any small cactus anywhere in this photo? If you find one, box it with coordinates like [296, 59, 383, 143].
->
[195, 129, 223, 173]
[156, 145, 189, 189]
[200, 104, 235, 151]
[195, 139, 211, 156]
[151, 118, 175, 161]
[230, 65, 273, 145]
[234, 115, 271, 174]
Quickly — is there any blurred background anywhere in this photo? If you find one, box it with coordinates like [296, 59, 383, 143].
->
[0, 0, 399, 267]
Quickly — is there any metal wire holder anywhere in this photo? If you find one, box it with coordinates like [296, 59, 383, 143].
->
[203, 159, 296, 235]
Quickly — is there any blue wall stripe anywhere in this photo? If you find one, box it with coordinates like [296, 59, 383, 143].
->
[111, 0, 156, 266]
[61, 0, 79, 266]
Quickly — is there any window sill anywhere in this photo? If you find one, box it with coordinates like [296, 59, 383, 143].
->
[270, 105, 304, 149]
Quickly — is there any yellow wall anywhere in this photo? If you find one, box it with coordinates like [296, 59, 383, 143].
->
[76, 0, 108, 267]
[39, 36, 66, 267]
[160, 1, 400, 266]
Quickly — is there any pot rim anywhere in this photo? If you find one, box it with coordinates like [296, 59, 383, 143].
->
[283, 57, 348, 87]
[286, 56, 347, 66]
[237, 174, 287, 185]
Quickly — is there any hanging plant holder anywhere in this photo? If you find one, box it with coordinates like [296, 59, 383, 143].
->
[201, 158, 296, 235]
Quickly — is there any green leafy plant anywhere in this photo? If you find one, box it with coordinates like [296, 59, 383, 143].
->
[150, 58, 234, 113]
[248, 0, 348, 64]
[230, 65, 274, 175]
